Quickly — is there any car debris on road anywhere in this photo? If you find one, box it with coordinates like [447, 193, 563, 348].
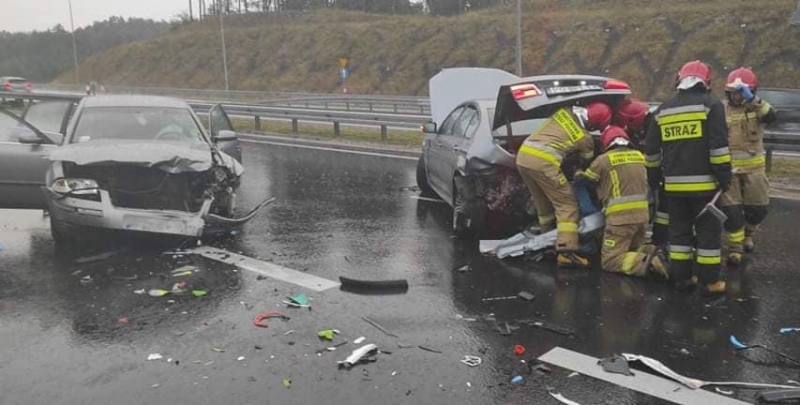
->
[338, 344, 379, 369]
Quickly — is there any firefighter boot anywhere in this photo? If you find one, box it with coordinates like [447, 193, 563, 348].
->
[743, 236, 755, 253]
[728, 251, 743, 266]
[557, 252, 591, 269]
[701, 280, 727, 297]
[646, 249, 669, 279]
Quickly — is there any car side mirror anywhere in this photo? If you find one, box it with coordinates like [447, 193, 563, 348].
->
[18, 131, 45, 144]
[213, 129, 237, 142]
[422, 122, 437, 134]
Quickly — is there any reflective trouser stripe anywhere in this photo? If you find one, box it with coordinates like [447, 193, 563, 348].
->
[732, 152, 766, 167]
[558, 222, 579, 233]
[697, 248, 721, 265]
[538, 214, 555, 227]
[621, 252, 640, 274]
[519, 145, 562, 167]
[655, 212, 669, 225]
[728, 229, 745, 243]
[664, 175, 717, 192]
[669, 244, 693, 261]
[645, 153, 662, 168]
[606, 200, 649, 214]
[583, 169, 600, 181]
[710, 154, 731, 164]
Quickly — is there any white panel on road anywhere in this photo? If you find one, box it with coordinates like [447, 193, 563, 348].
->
[538, 347, 750, 405]
[188, 246, 340, 292]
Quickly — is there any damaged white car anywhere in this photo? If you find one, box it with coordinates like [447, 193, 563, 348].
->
[0, 95, 270, 244]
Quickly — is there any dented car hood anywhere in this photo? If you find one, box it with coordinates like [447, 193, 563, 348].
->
[47, 140, 239, 174]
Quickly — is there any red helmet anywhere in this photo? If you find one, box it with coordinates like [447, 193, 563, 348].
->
[585, 102, 612, 131]
[726, 67, 758, 91]
[600, 126, 631, 151]
[677, 60, 712, 87]
[614, 99, 650, 133]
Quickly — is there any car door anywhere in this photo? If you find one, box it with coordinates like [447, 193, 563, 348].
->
[426, 106, 464, 197]
[439, 105, 479, 198]
[209, 104, 242, 163]
[0, 110, 58, 209]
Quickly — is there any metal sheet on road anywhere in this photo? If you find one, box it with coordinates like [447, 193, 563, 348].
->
[539, 347, 751, 405]
[187, 246, 340, 292]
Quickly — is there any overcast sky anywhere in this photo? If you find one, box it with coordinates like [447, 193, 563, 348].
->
[4, 0, 189, 33]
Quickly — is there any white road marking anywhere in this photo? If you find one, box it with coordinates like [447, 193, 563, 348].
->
[240, 138, 418, 161]
[409, 195, 447, 204]
[187, 246, 340, 292]
[538, 347, 750, 405]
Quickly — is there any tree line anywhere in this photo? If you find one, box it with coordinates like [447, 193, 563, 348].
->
[0, 17, 171, 82]
[188, 0, 507, 18]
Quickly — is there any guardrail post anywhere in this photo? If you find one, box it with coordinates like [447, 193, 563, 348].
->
[393, 103, 398, 113]
[333, 121, 340, 137]
[369, 102, 374, 112]
[380, 125, 387, 141]
[420, 104, 424, 114]
[254, 116, 261, 131]
[292, 118, 299, 134]
[346, 101, 350, 111]
[766, 147, 773, 173]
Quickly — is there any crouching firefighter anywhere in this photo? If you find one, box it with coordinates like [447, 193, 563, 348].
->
[719, 67, 777, 265]
[644, 60, 732, 295]
[614, 99, 669, 247]
[516, 102, 612, 268]
[575, 126, 668, 278]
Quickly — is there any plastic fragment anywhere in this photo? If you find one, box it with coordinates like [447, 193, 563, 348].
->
[598, 354, 633, 376]
[338, 344, 379, 369]
[482, 295, 517, 301]
[237, 356, 245, 361]
[549, 390, 583, 405]
[172, 270, 194, 277]
[780, 327, 800, 334]
[418, 345, 442, 354]
[457, 265, 471, 273]
[354, 336, 366, 345]
[119, 317, 129, 324]
[134, 289, 146, 295]
[286, 293, 310, 307]
[80, 275, 93, 286]
[149, 289, 170, 297]
[171, 282, 188, 294]
[568, 372, 580, 378]
[362, 316, 398, 338]
[212, 347, 225, 353]
[510, 375, 523, 385]
[147, 353, 164, 361]
[514, 345, 526, 356]
[461, 355, 482, 367]
[715, 387, 734, 395]
[283, 378, 292, 388]
[517, 291, 535, 301]
[151, 383, 160, 389]
[192, 290, 207, 297]
[317, 330, 336, 341]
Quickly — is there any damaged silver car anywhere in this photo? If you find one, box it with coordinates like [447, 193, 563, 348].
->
[417, 68, 631, 238]
[0, 95, 269, 244]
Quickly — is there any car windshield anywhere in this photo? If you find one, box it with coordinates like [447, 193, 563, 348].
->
[71, 106, 204, 143]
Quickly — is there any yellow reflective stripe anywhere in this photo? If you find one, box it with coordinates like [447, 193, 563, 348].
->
[657, 112, 708, 125]
[610, 170, 621, 199]
[697, 256, 722, 265]
[664, 182, 718, 192]
[732, 155, 766, 167]
[621, 252, 640, 274]
[606, 200, 649, 214]
[669, 251, 694, 261]
[538, 214, 555, 223]
[583, 169, 600, 181]
[728, 229, 745, 243]
[558, 222, 579, 233]
[608, 151, 645, 166]
[645, 160, 661, 168]
[710, 154, 731, 164]
[758, 101, 771, 116]
[553, 108, 585, 143]
[519, 145, 561, 166]
[655, 216, 670, 225]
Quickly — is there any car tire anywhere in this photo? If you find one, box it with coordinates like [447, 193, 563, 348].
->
[452, 178, 486, 239]
[50, 217, 76, 246]
[416, 155, 437, 197]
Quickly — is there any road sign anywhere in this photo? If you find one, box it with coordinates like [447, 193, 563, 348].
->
[340, 68, 349, 80]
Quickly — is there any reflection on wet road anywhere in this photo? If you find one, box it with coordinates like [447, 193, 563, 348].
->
[1, 140, 799, 404]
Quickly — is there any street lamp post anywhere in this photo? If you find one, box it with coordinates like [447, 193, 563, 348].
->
[515, 0, 522, 77]
[68, 0, 79, 84]
[218, 1, 230, 91]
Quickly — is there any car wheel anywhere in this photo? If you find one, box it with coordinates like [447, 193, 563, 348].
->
[50, 217, 76, 246]
[452, 178, 486, 239]
[416, 155, 437, 197]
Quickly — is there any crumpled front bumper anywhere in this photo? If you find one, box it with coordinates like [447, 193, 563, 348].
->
[45, 187, 212, 237]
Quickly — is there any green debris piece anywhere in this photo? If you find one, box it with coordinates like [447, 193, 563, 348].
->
[317, 330, 335, 341]
[286, 293, 309, 307]
[171, 265, 197, 275]
[172, 270, 194, 278]
[192, 290, 208, 297]
[148, 289, 170, 297]
[282, 378, 292, 389]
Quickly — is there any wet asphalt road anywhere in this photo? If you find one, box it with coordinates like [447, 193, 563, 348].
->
[1, 139, 800, 405]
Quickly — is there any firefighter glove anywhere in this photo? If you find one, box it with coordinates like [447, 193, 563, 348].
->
[717, 173, 732, 192]
[736, 83, 755, 103]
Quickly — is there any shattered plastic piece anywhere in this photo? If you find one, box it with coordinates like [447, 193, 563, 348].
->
[510, 375, 523, 385]
[80, 275, 93, 286]
[715, 387, 734, 395]
[317, 330, 336, 341]
[514, 345, 526, 356]
[172, 270, 194, 278]
[237, 356, 245, 361]
[253, 312, 289, 328]
[729, 335, 800, 365]
[418, 345, 442, 354]
[397, 343, 415, 349]
[339, 276, 409, 295]
[119, 317, 129, 324]
[526, 320, 576, 336]
[171, 282, 188, 294]
[362, 316, 398, 338]
[392, 371, 398, 376]
[211, 347, 225, 353]
[457, 265, 471, 273]
[461, 355, 482, 367]
[568, 372, 580, 378]
[598, 354, 633, 376]
[759, 389, 800, 402]
[549, 390, 583, 405]
[151, 383, 160, 389]
[482, 296, 517, 301]
[338, 344, 379, 369]
[283, 378, 292, 388]
[147, 353, 164, 361]
[528, 361, 552, 374]
[780, 327, 800, 334]
[149, 289, 170, 297]
[354, 337, 366, 345]
[192, 290, 208, 297]
[517, 291, 535, 301]
[286, 293, 310, 307]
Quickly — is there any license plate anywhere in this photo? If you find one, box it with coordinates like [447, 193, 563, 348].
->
[123, 214, 191, 234]
[546, 85, 602, 95]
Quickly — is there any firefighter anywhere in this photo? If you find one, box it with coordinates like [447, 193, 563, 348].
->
[614, 99, 669, 247]
[644, 60, 732, 295]
[719, 67, 777, 265]
[516, 102, 612, 268]
[576, 125, 668, 278]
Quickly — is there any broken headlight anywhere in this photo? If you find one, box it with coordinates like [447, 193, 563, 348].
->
[50, 178, 99, 196]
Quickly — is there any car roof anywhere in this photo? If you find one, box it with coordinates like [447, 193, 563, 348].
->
[81, 95, 190, 109]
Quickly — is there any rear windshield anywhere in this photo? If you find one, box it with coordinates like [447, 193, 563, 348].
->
[487, 107, 548, 137]
[72, 106, 204, 143]
[8, 78, 26, 84]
